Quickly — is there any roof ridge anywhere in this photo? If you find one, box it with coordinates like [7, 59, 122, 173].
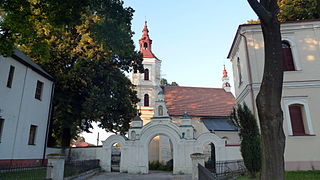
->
[165, 86, 225, 90]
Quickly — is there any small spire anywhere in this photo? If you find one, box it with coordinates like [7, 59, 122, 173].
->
[223, 65, 228, 78]
[143, 21, 149, 34]
[222, 65, 231, 92]
[139, 21, 156, 58]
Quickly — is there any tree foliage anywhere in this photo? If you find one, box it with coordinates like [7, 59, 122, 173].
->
[0, 0, 143, 147]
[231, 104, 261, 178]
[246, 0, 320, 24]
[160, 78, 179, 86]
[278, 0, 320, 21]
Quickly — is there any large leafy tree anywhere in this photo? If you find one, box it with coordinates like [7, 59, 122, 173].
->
[278, 0, 320, 21]
[0, 0, 143, 147]
[247, 0, 285, 179]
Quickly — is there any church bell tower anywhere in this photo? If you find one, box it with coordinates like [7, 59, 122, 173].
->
[132, 21, 162, 124]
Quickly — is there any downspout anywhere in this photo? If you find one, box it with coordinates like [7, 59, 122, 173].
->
[42, 82, 55, 165]
[239, 33, 257, 116]
[11, 67, 28, 166]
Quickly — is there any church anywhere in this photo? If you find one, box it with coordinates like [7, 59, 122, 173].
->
[100, 22, 242, 174]
[127, 21, 241, 168]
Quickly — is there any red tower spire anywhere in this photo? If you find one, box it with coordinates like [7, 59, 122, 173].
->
[223, 65, 228, 78]
[139, 21, 156, 58]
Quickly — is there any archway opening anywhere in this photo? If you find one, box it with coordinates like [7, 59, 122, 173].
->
[148, 135, 173, 172]
[111, 143, 121, 172]
[204, 142, 216, 173]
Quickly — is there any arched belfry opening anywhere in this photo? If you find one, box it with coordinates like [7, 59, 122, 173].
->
[144, 42, 148, 50]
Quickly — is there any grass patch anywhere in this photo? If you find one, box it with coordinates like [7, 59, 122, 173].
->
[0, 168, 46, 180]
[237, 171, 320, 180]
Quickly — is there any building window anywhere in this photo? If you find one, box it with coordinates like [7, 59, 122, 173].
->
[0, 117, 4, 143]
[284, 98, 314, 136]
[158, 105, 163, 116]
[144, 69, 149, 80]
[7, 66, 15, 88]
[28, 125, 37, 145]
[237, 57, 242, 85]
[289, 104, 306, 135]
[35, 81, 44, 100]
[144, 94, 149, 107]
[282, 41, 295, 71]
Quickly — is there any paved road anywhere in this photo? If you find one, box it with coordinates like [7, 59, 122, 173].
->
[86, 171, 192, 180]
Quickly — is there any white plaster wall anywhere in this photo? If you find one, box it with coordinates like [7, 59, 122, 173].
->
[0, 56, 53, 160]
[230, 21, 320, 169]
[66, 147, 103, 160]
[46, 147, 62, 155]
[225, 146, 242, 161]
[215, 131, 240, 145]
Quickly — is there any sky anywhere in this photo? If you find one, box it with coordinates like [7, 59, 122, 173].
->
[81, 0, 258, 145]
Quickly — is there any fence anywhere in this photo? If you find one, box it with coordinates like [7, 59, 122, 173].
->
[0, 166, 48, 180]
[64, 159, 100, 178]
[205, 160, 247, 179]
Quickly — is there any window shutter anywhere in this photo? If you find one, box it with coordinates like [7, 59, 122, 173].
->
[144, 94, 149, 106]
[144, 69, 149, 80]
[289, 105, 306, 135]
[282, 42, 295, 71]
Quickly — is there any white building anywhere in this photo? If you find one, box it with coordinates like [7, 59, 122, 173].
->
[0, 49, 54, 168]
[131, 22, 241, 165]
[228, 20, 320, 170]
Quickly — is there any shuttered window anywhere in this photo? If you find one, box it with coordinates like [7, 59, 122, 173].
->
[144, 94, 149, 107]
[0, 118, 4, 142]
[282, 41, 295, 71]
[144, 69, 149, 80]
[289, 105, 306, 135]
[28, 125, 37, 145]
[35, 81, 44, 100]
[7, 66, 15, 88]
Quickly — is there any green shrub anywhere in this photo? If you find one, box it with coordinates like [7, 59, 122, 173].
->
[149, 160, 173, 171]
[231, 103, 261, 178]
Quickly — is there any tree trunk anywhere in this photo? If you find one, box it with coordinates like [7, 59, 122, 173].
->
[256, 20, 286, 180]
[247, 0, 286, 179]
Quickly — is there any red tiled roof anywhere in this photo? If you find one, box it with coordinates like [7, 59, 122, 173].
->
[72, 142, 94, 147]
[163, 86, 235, 117]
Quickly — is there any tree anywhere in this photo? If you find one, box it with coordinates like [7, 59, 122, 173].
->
[231, 104, 261, 178]
[278, 0, 320, 21]
[246, 0, 319, 24]
[247, 0, 286, 179]
[0, 0, 143, 148]
[160, 78, 179, 86]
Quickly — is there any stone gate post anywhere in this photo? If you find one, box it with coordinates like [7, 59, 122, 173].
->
[46, 155, 65, 180]
[190, 153, 206, 180]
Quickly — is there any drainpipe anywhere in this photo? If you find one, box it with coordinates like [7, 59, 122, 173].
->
[42, 82, 55, 165]
[239, 33, 257, 117]
[11, 67, 28, 166]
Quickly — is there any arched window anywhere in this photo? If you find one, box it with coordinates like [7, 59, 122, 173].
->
[144, 69, 149, 80]
[237, 57, 242, 85]
[158, 105, 163, 116]
[131, 131, 136, 140]
[144, 94, 149, 107]
[222, 136, 229, 145]
[282, 41, 295, 71]
[144, 42, 148, 50]
[289, 104, 305, 135]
